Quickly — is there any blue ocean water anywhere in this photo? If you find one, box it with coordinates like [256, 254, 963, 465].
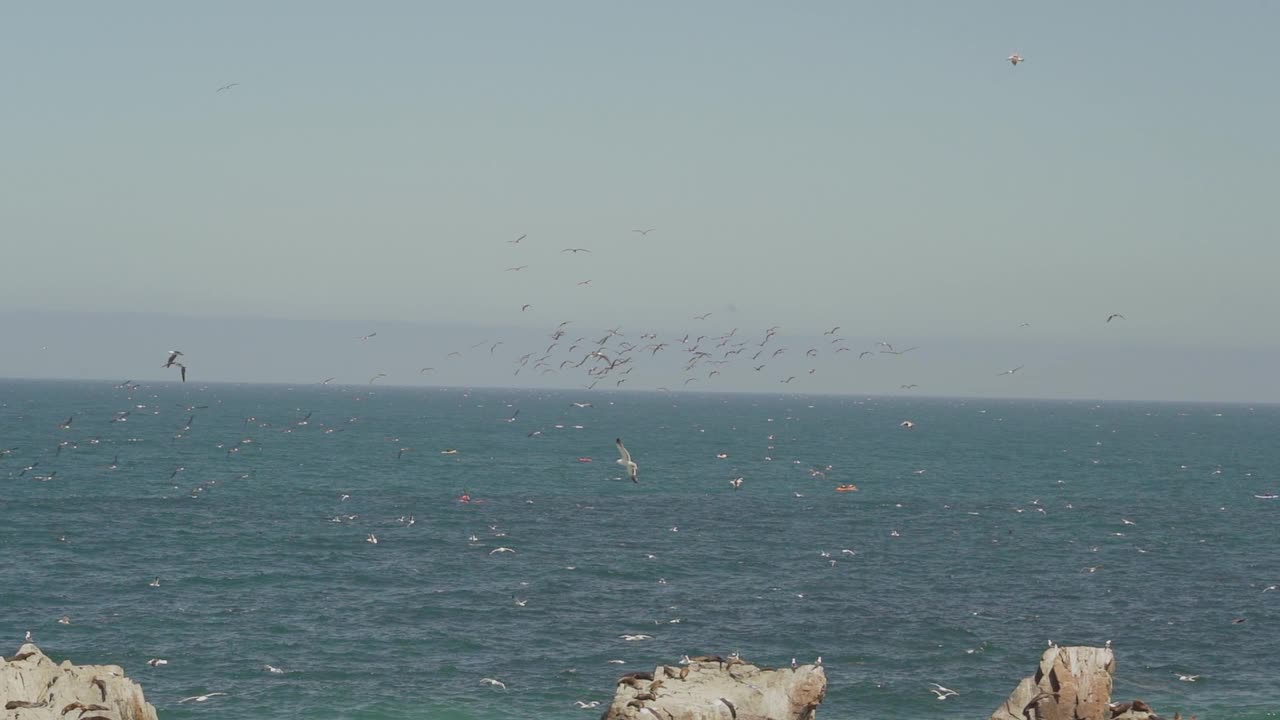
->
[1, 380, 1277, 719]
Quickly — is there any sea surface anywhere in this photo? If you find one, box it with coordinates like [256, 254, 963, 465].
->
[1, 380, 1277, 719]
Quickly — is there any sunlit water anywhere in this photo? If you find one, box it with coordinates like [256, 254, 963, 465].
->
[1, 380, 1277, 718]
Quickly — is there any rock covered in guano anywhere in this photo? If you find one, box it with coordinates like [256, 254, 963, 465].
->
[991, 646, 1192, 720]
[1, 644, 158, 720]
[601, 654, 825, 720]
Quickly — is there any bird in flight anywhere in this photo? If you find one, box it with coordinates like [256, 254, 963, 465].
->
[1107, 313, 1125, 323]
[163, 350, 184, 368]
[693, 313, 712, 320]
[179, 693, 228, 703]
[561, 248, 590, 253]
[506, 265, 528, 272]
[616, 438, 639, 483]
[176, 363, 187, 383]
[216, 83, 239, 92]
[508, 234, 527, 245]
[357, 332, 377, 341]
[997, 365, 1024, 376]
[1007, 53, 1024, 66]
[900, 384, 918, 389]
[632, 228, 656, 236]
[824, 326, 840, 335]
[480, 678, 507, 689]
[521, 304, 532, 312]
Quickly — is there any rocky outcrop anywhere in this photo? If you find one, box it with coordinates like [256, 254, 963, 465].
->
[601, 655, 825, 720]
[991, 646, 1193, 720]
[1, 644, 157, 720]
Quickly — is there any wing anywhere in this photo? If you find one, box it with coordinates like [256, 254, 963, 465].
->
[616, 438, 631, 464]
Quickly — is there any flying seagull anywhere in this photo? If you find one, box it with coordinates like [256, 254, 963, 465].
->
[178, 693, 227, 703]
[1107, 313, 1125, 323]
[508, 234, 527, 245]
[216, 83, 239, 92]
[632, 228, 656, 236]
[176, 363, 187, 382]
[616, 438, 639, 483]
[1007, 53, 1024, 66]
[997, 365, 1024, 376]
[163, 350, 184, 368]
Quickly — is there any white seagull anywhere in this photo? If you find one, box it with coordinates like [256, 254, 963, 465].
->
[616, 438, 639, 483]
[930, 683, 959, 699]
[490, 547, 516, 555]
[480, 678, 507, 689]
[1007, 53, 1024, 66]
[178, 693, 227, 703]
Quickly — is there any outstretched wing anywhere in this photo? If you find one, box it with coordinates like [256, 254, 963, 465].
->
[615, 438, 631, 464]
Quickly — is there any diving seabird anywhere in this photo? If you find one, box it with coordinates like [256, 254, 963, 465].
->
[616, 438, 638, 483]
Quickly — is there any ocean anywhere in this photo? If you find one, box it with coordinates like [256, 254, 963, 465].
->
[1, 380, 1277, 719]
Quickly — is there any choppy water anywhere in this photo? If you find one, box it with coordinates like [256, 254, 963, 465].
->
[1, 380, 1277, 719]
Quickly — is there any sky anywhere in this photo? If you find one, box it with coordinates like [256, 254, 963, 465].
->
[2, 2, 1278, 401]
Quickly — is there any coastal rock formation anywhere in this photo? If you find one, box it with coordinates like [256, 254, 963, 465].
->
[991, 646, 1189, 720]
[601, 656, 825, 720]
[1, 644, 157, 720]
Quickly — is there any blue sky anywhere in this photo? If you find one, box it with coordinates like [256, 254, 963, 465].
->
[2, 2, 1278, 399]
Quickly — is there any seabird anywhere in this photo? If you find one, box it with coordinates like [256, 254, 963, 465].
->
[163, 350, 184, 367]
[1174, 672, 1200, 682]
[264, 664, 285, 674]
[997, 365, 1024, 376]
[149, 577, 160, 587]
[480, 678, 507, 689]
[505, 265, 528, 272]
[177, 363, 187, 382]
[508, 234, 527, 244]
[1107, 313, 1125, 323]
[1007, 53, 1024, 66]
[930, 683, 958, 700]
[147, 659, 168, 667]
[633, 228, 656, 236]
[178, 693, 227, 703]
[562, 248, 591, 253]
[216, 83, 239, 92]
[615, 438, 639, 483]
[490, 547, 516, 555]
[574, 700, 600, 708]
[357, 332, 377, 341]
[900, 420, 916, 429]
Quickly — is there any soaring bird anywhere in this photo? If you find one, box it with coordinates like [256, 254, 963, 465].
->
[997, 365, 1024, 376]
[216, 83, 239, 92]
[1007, 53, 1024, 66]
[163, 350, 184, 368]
[1107, 313, 1125, 323]
[508, 234, 527, 245]
[616, 438, 639, 483]
[632, 228, 656, 236]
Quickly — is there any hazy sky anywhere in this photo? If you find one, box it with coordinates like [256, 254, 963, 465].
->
[3, 2, 1278, 400]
